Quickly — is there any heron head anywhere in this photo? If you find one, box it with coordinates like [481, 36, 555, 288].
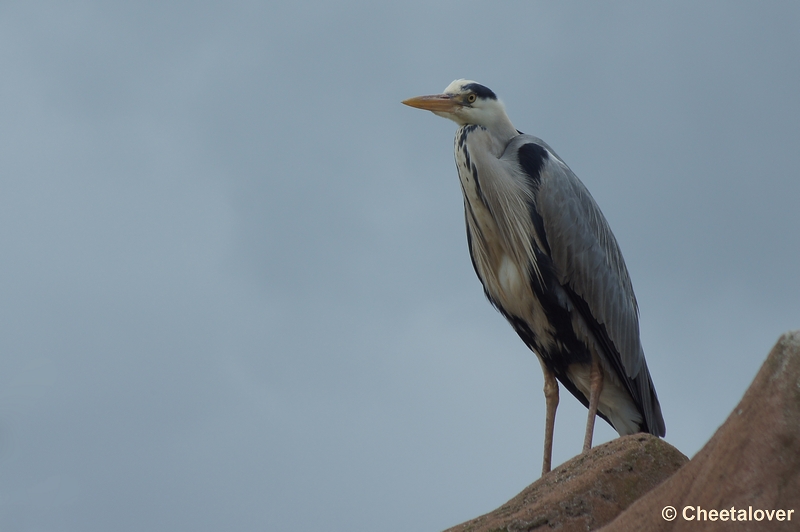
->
[402, 79, 512, 129]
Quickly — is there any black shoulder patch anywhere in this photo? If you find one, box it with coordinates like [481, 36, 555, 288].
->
[517, 143, 548, 186]
[517, 142, 552, 257]
[461, 83, 497, 101]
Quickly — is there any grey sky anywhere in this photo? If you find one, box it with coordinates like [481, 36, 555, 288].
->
[1, 1, 798, 530]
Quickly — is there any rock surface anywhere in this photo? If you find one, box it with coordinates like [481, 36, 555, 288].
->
[443, 331, 800, 532]
[599, 330, 800, 531]
[443, 434, 688, 532]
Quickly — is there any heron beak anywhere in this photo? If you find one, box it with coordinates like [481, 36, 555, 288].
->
[402, 94, 461, 113]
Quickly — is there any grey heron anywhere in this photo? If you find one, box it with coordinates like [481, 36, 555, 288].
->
[403, 80, 665, 474]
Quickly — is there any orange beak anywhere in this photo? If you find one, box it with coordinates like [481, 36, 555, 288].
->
[401, 94, 461, 113]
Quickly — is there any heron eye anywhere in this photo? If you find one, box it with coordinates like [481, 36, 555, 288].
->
[467, 93, 477, 103]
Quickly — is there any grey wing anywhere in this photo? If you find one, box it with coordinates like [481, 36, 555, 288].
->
[509, 135, 665, 436]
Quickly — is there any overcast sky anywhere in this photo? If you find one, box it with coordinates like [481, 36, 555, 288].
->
[1, 2, 798, 531]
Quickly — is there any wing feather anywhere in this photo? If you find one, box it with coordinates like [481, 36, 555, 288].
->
[503, 134, 665, 436]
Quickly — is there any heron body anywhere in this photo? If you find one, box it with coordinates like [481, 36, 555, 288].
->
[403, 80, 665, 474]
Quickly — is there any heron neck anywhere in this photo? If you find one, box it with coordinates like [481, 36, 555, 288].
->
[485, 117, 519, 156]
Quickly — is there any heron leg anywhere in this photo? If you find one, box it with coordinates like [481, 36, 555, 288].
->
[582, 354, 604, 452]
[541, 364, 559, 475]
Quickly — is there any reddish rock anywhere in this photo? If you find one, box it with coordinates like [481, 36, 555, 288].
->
[443, 434, 687, 532]
[600, 331, 800, 531]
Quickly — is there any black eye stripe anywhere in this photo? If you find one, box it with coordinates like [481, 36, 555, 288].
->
[461, 83, 497, 101]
